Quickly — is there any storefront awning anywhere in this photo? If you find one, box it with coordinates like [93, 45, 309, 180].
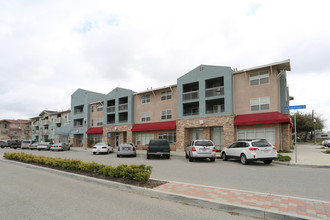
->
[131, 121, 176, 132]
[234, 112, 293, 127]
[86, 127, 103, 134]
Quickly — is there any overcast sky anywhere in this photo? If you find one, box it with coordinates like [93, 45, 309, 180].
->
[1, 0, 330, 130]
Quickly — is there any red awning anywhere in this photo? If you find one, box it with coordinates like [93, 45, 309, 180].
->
[234, 112, 293, 127]
[131, 121, 176, 132]
[86, 127, 103, 134]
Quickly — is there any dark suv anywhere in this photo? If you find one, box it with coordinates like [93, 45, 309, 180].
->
[8, 140, 21, 149]
[146, 139, 170, 159]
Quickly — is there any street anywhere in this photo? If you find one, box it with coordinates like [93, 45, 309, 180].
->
[1, 147, 330, 202]
[0, 159, 251, 220]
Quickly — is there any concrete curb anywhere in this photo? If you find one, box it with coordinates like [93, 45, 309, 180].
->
[0, 158, 318, 220]
[273, 160, 330, 168]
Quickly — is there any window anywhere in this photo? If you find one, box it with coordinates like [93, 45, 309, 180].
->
[250, 97, 270, 111]
[91, 106, 94, 112]
[161, 91, 172, 101]
[91, 120, 94, 127]
[158, 133, 176, 145]
[141, 94, 151, 104]
[237, 128, 275, 145]
[161, 110, 172, 120]
[97, 119, 103, 126]
[250, 71, 269, 86]
[141, 112, 151, 122]
[136, 133, 154, 145]
[97, 105, 103, 112]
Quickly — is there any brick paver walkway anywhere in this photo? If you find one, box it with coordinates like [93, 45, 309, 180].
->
[155, 182, 330, 219]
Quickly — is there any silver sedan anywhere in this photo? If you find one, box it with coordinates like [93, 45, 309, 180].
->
[117, 143, 136, 157]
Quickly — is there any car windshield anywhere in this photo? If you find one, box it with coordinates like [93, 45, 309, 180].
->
[149, 140, 169, 145]
[195, 141, 213, 146]
[252, 141, 272, 147]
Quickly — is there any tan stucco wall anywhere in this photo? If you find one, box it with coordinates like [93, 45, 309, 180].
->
[233, 66, 281, 115]
[134, 86, 177, 123]
[90, 102, 104, 127]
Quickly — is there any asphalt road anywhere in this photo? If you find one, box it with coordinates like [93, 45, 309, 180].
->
[0, 159, 252, 220]
[1, 148, 330, 202]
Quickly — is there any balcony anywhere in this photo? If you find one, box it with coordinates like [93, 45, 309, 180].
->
[41, 119, 49, 125]
[183, 90, 199, 101]
[32, 121, 39, 126]
[55, 118, 61, 124]
[43, 129, 49, 135]
[32, 130, 39, 135]
[107, 106, 115, 113]
[118, 103, 128, 111]
[205, 86, 224, 97]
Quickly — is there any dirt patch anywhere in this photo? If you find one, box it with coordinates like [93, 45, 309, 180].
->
[17, 160, 167, 188]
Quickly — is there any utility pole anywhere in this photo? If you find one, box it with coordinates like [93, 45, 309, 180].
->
[312, 110, 316, 144]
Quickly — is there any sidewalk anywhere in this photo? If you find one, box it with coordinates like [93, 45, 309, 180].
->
[154, 181, 330, 219]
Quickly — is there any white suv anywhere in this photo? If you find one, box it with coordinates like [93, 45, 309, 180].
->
[221, 139, 278, 165]
[185, 140, 216, 162]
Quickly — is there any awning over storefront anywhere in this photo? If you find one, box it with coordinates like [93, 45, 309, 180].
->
[86, 127, 103, 134]
[131, 121, 176, 132]
[234, 112, 293, 127]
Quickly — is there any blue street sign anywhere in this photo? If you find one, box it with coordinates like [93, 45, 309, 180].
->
[284, 105, 306, 110]
[108, 133, 111, 137]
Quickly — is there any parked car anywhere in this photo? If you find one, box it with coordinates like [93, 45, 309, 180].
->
[21, 140, 35, 149]
[0, 140, 9, 148]
[50, 143, 70, 151]
[8, 140, 21, 149]
[221, 139, 278, 165]
[37, 142, 53, 151]
[117, 143, 136, 157]
[322, 139, 330, 146]
[92, 143, 113, 155]
[326, 142, 330, 148]
[29, 142, 40, 150]
[185, 140, 216, 162]
[146, 139, 170, 159]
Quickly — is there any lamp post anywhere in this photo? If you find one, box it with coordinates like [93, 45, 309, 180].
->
[314, 119, 316, 145]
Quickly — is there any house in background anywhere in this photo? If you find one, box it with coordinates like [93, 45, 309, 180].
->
[0, 119, 31, 141]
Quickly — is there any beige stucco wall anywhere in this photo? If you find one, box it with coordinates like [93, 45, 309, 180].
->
[90, 102, 104, 127]
[134, 86, 177, 123]
[233, 66, 281, 115]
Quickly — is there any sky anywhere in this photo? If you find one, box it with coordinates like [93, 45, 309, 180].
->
[1, 0, 330, 130]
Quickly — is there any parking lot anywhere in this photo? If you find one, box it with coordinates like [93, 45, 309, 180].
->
[1, 147, 330, 202]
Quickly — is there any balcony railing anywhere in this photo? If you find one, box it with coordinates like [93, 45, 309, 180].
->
[41, 120, 49, 125]
[107, 106, 115, 113]
[32, 121, 39, 126]
[206, 105, 225, 114]
[74, 110, 83, 115]
[74, 124, 83, 127]
[183, 111, 199, 116]
[55, 118, 61, 123]
[43, 129, 49, 135]
[118, 103, 128, 111]
[183, 90, 199, 101]
[205, 86, 224, 97]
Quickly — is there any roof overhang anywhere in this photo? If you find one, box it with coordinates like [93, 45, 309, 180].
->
[233, 59, 291, 75]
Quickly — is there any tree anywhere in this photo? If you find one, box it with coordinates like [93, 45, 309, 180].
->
[290, 111, 324, 141]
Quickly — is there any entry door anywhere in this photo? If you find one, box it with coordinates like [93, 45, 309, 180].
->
[115, 133, 120, 147]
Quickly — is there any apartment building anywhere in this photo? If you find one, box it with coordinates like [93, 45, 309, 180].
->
[233, 60, 293, 150]
[0, 119, 31, 141]
[71, 88, 106, 147]
[176, 65, 235, 151]
[132, 85, 177, 149]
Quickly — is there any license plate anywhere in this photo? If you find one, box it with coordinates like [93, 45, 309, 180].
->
[123, 147, 129, 150]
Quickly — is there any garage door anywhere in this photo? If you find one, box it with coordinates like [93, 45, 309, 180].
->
[237, 128, 275, 145]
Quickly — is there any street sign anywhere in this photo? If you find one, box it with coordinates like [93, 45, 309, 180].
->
[284, 105, 306, 110]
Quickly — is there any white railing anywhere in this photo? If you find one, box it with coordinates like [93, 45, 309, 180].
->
[118, 103, 128, 111]
[205, 86, 224, 97]
[183, 90, 199, 101]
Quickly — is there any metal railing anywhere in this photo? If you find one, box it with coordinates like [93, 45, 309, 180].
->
[183, 111, 199, 116]
[107, 106, 115, 113]
[118, 103, 128, 111]
[205, 86, 224, 97]
[183, 90, 199, 101]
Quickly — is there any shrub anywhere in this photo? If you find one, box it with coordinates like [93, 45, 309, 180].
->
[325, 150, 330, 154]
[3, 152, 152, 182]
[275, 154, 291, 162]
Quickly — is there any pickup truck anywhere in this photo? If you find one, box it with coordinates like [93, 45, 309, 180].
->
[146, 139, 170, 159]
[7, 140, 21, 149]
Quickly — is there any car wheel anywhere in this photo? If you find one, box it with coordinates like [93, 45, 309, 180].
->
[93, 152, 96, 155]
[210, 158, 215, 162]
[221, 152, 228, 161]
[38, 149, 40, 151]
[240, 154, 248, 165]
[185, 151, 189, 159]
[167, 155, 170, 159]
[264, 160, 272, 164]
[117, 154, 119, 158]
[68, 148, 70, 151]
[189, 154, 194, 162]
[147, 154, 150, 159]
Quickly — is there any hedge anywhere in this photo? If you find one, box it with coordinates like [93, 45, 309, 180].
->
[3, 152, 152, 182]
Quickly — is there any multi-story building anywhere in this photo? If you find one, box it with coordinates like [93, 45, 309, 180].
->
[69, 59, 293, 151]
[103, 87, 135, 147]
[233, 60, 292, 150]
[176, 65, 235, 151]
[31, 110, 71, 142]
[132, 85, 177, 149]
[71, 88, 105, 147]
[0, 119, 31, 140]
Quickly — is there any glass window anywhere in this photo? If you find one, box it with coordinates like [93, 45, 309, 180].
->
[250, 97, 270, 111]
[250, 71, 269, 86]
[161, 91, 172, 101]
[141, 95, 151, 104]
[161, 110, 172, 120]
[158, 132, 176, 145]
[97, 105, 103, 112]
[141, 112, 151, 122]
[136, 133, 154, 145]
